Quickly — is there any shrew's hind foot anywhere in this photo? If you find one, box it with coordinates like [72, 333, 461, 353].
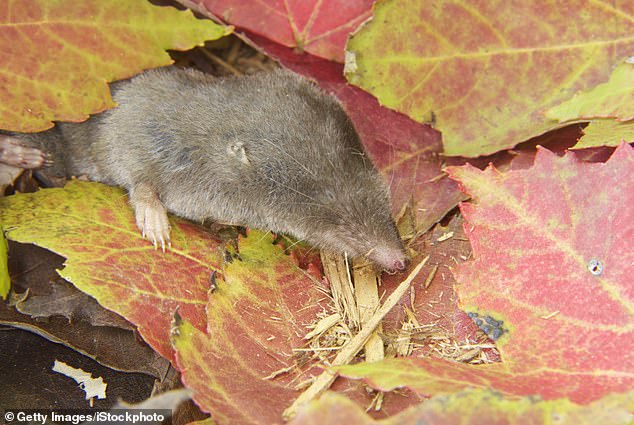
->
[0, 135, 48, 169]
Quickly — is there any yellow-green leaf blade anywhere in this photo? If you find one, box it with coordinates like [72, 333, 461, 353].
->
[0, 229, 9, 299]
[291, 389, 634, 425]
[573, 119, 634, 149]
[0, 0, 231, 132]
[547, 62, 634, 123]
[345, 0, 634, 157]
[0, 181, 223, 361]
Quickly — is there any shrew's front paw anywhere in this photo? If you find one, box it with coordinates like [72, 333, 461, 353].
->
[130, 182, 171, 251]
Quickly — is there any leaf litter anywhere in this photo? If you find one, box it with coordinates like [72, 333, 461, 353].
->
[2, 3, 632, 423]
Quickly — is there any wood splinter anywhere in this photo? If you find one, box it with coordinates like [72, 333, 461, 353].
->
[283, 256, 429, 421]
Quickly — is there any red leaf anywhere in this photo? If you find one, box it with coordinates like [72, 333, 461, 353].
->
[448, 142, 634, 384]
[448, 142, 634, 402]
[187, 0, 372, 62]
[337, 143, 634, 405]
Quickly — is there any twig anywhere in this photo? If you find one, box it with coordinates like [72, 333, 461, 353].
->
[424, 264, 439, 289]
[354, 261, 384, 363]
[282, 256, 428, 420]
[321, 251, 359, 328]
[200, 48, 243, 76]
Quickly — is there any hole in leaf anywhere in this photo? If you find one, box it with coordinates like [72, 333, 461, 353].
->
[587, 259, 603, 276]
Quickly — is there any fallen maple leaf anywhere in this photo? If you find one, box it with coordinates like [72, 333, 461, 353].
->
[0, 181, 224, 362]
[0, 0, 231, 132]
[345, 0, 634, 156]
[336, 143, 634, 404]
[290, 389, 634, 425]
[449, 142, 634, 383]
[573, 119, 634, 150]
[448, 141, 634, 400]
[181, 0, 372, 62]
[171, 230, 326, 425]
[171, 222, 496, 424]
[547, 61, 634, 123]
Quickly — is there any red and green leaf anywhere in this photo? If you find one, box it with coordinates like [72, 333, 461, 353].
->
[0, 0, 230, 132]
[345, 0, 634, 156]
[0, 181, 223, 361]
[449, 143, 634, 381]
[171, 231, 325, 424]
[290, 389, 634, 425]
[547, 62, 634, 123]
[337, 143, 634, 405]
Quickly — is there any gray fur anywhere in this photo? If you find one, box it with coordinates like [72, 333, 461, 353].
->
[9, 67, 406, 269]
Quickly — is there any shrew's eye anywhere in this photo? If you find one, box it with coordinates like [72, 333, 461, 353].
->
[322, 189, 337, 203]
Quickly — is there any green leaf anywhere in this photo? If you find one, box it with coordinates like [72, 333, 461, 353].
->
[0, 228, 9, 299]
[573, 119, 634, 149]
[290, 389, 634, 425]
[547, 62, 634, 123]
